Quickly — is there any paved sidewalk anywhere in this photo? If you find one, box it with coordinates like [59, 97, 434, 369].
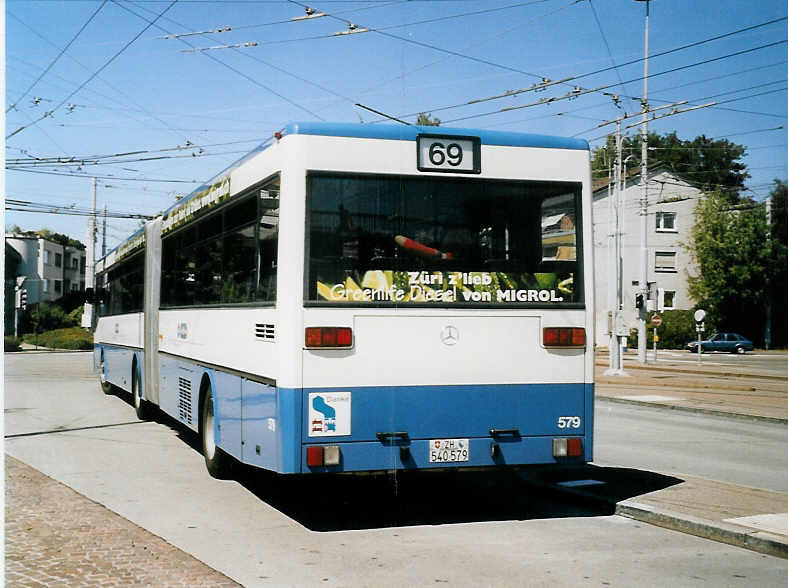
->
[5, 455, 240, 587]
[584, 350, 788, 559]
[595, 351, 788, 423]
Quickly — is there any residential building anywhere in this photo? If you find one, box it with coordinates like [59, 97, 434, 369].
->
[4, 234, 87, 332]
[592, 169, 703, 347]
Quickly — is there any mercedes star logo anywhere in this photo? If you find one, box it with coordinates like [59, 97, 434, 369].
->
[441, 325, 459, 346]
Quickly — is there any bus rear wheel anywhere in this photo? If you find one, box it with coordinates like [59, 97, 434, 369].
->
[201, 391, 232, 479]
[132, 366, 152, 420]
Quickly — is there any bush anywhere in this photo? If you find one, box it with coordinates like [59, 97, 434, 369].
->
[4, 336, 22, 352]
[627, 309, 718, 350]
[22, 327, 93, 350]
[20, 302, 79, 334]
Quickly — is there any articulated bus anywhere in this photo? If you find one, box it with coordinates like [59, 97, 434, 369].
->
[93, 122, 594, 479]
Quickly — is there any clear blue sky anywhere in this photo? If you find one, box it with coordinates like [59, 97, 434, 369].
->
[6, 0, 787, 250]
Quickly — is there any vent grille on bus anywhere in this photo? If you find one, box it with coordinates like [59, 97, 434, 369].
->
[178, 377, 193, 425]
[255, 323, 275, 340]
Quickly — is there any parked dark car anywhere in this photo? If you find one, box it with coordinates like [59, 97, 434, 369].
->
[686, 332, 754, 354]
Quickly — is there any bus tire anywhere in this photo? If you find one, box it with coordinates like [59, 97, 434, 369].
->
[132, 364, 152, 420]
[201, 390, 232, 479]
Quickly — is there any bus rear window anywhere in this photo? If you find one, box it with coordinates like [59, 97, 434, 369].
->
[305, 173, 583, 306]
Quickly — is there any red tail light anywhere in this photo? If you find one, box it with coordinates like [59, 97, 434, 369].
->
[306, 445, 324, 467]
[543, 327, 586, 348]
[305, 327, 353, 349]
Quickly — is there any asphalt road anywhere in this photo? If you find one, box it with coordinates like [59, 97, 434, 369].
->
[5, 352, 787, 587]
[594, 400, 788, 492]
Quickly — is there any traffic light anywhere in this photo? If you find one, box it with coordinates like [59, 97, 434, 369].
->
[20, 289, 27, 310]
[635, 292, 644, 309]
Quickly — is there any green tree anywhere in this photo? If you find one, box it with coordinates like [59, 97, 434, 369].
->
[686, 191, 769, 343]
[592, 131, 749, 202]
[416, 112, 441, 126]
[6, 225, 85, 249]
[766, 179, 788, 347]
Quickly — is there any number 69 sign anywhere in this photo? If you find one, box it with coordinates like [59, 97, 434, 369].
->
[417, 134, 481, 174]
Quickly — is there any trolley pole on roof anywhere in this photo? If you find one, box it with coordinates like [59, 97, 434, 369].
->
[81, 178, 97, 330]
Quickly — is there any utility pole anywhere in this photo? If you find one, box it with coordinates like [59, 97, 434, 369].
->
[605, 121, 625, 375]
[636, 0, 650, 363]
[102, 203, 108, 258]
[81, 178, 97, 329]
[764, 195, 772, 350]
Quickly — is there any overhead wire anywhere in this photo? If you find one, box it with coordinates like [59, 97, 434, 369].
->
[587, 0, 629, 98]
[350, 0, 583, 113]
[6, 167, 200, 183]
[388, 15, 788, 122]
[7, 138, 267, 166]
[119, 0, 326, 120]
[6, 1, 109, 113]
[6, 0, 179, 139]
[7, 49, 196, 144]
[6, 199, 156, 220]
[141, 1, 360, 108]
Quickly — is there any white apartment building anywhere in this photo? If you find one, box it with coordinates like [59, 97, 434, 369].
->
[5, 234, 86, 305]
[592, 169, 703, 346]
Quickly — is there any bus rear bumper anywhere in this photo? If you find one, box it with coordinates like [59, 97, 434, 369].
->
[300, 435, 589, 474]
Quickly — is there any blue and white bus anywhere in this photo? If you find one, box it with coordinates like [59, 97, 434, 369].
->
[93, 122, 594, 478]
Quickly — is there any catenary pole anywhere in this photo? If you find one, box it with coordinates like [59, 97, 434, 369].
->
[606, 121, 624, 375]
[637, 0, 650, 363]
[81, 178, 97, 329]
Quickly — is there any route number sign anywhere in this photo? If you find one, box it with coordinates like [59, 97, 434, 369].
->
[417, 134, 481, 174]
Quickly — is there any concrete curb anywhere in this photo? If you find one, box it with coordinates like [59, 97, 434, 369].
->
[8, 347, 92, 354]
[534, 474, 788, 560]
[615, 501, 788, 560]
[595, 395, 788, 425]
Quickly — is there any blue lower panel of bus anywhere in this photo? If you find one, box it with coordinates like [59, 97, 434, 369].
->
[294, 383, 593, 474]
[125, 350, 593, 475]
[95, 344, 142, 396]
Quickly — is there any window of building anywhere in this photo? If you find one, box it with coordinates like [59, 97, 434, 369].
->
[55, 253, 63, 267]
[663, 290, 675, 309]
[55, 280, 62, 294]
[44, 250, 51, 265]
[655, 251, 677, 272]
[43, 279, 50, 293]
[656, 211, 677, 232]
[72, 258, 79, 270]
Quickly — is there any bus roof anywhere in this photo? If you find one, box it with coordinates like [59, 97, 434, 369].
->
[281, 121, 590, 151]
[116, 122, 588, 257]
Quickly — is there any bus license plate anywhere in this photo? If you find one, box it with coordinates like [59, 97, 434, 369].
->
[429, 439, 469, 463]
